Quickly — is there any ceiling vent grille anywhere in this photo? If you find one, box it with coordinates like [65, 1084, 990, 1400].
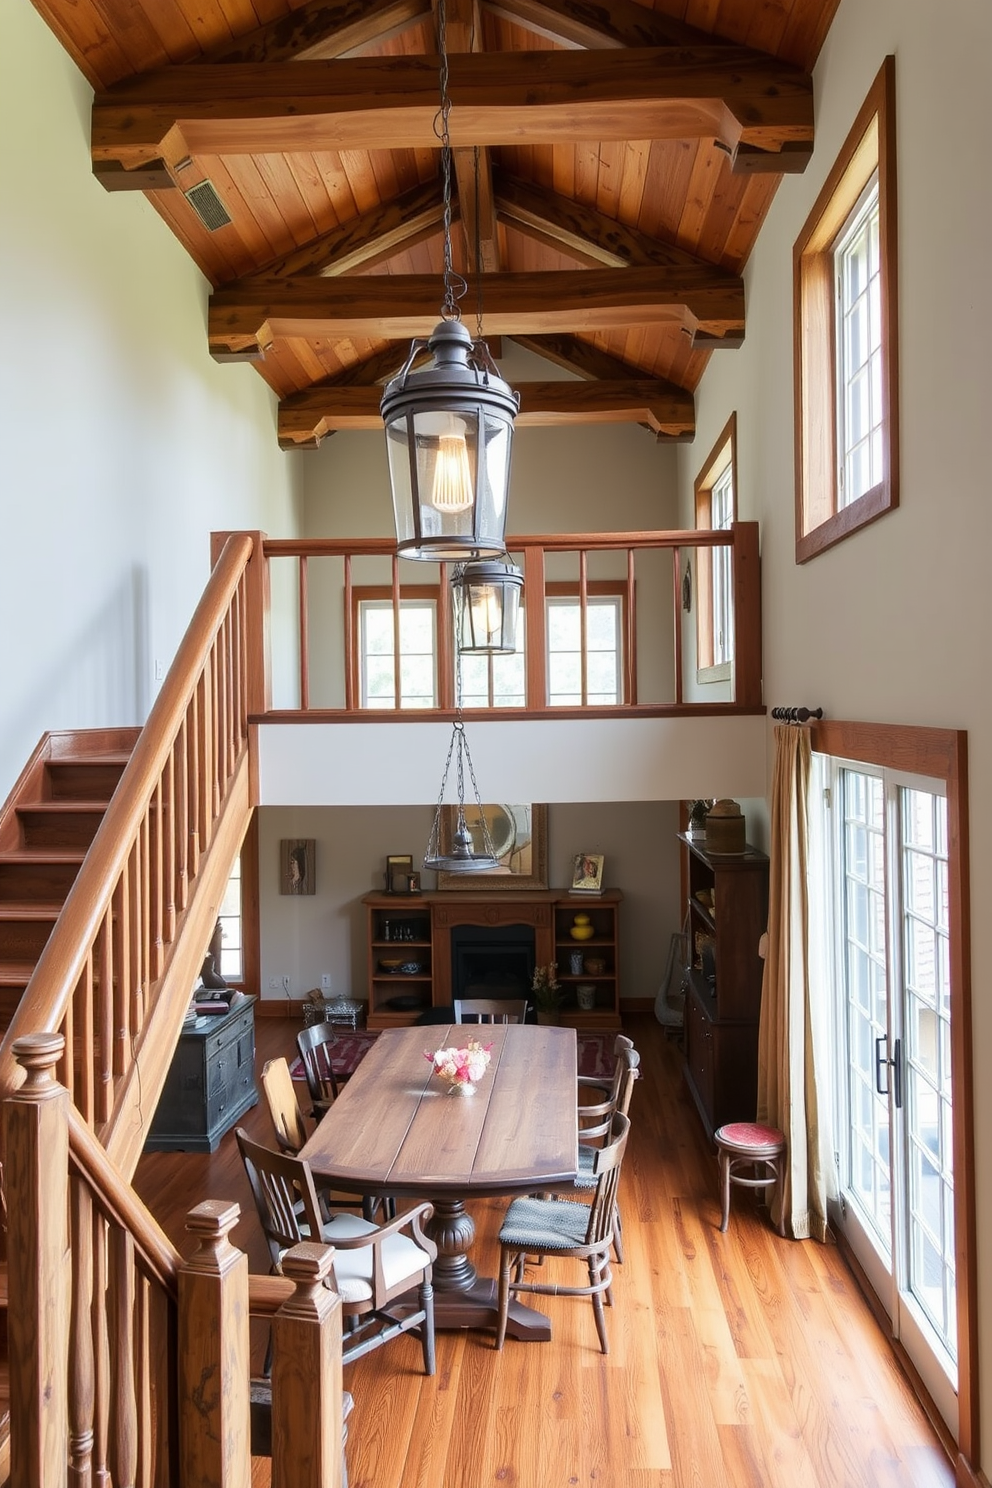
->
[183, 180, 232, 232]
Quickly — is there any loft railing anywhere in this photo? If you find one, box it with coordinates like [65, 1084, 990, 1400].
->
[0, 532, 261, 1175]
[6, 1033, 344, 1488]
[256, 523, 762, 718]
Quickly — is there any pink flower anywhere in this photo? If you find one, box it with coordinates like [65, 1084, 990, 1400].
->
[425, 1040, 493, 1086]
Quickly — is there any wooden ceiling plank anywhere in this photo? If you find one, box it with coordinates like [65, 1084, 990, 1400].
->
[203, 0, 432, 64]
[482, 0, 736, 51]
[277, 376, 695, 445]
[235, 176, 446, 277]
[91, 50, 814, 172]
[208, 265, 745, 356]
[493, 168, 743, 283]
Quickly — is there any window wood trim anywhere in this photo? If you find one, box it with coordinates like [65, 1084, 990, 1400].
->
[810, 718, 976, 1464]
[693, 413, 737, 678]
[794, 56, 898, 563]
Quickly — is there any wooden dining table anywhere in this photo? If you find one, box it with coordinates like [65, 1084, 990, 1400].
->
[299, 1022, 578, 1340]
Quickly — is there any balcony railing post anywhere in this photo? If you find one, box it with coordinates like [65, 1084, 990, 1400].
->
[212, 530, 271, 718]
[6, 1032, 70, 1488]
[178, 1199, 251, 1488]
[271, 1242, 343, 1488]
[731, 521, 763, 708]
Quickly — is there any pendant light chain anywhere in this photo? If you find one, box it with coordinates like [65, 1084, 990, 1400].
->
[435, 0, 466, 322]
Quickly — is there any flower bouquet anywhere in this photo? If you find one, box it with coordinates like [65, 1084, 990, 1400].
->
[425, 1038, 492, 1096]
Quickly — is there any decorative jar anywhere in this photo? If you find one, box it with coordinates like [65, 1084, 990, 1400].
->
[569, 913, 595, 942]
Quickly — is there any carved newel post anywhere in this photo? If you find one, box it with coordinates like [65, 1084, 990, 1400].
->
[272, 1242, 343, 1488]
[179, 1200, 250, 1488]
[6, 1032, 70, 1488]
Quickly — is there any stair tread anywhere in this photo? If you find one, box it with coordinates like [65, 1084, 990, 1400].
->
[17, 801, 110, 814]
[48, 753, 131, 766]
[0, 903, 63, 919]
[0, 963, 38, 984]
[0, 850, 86, 863]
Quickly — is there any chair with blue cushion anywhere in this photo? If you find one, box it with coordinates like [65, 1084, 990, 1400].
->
[495, 1112, 630, 1354]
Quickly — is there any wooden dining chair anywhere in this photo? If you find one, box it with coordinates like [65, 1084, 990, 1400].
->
[296, 1023, 340, 1112]
[236, 1128, 437, 1374]
[495, 1112, 630, 1354]
[573, 1038, 640, 1262]
[260, 1056, 312, 1155]
[453, 997, 529, 1024]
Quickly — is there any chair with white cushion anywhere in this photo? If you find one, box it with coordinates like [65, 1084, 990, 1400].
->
[236, 1127, 436, 1373]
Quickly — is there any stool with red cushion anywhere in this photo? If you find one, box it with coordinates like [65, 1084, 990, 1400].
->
[713, 1121, 787, 1237]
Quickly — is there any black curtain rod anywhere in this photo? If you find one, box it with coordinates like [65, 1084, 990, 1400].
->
[771, 706, 823, 724]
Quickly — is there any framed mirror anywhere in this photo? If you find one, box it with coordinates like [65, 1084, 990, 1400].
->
[436, 804, 548, 890]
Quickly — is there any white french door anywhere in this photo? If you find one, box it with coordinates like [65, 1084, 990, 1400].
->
[816, 757, 957, 1432]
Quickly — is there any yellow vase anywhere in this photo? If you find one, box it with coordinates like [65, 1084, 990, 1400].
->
[570, 913, 595, 942]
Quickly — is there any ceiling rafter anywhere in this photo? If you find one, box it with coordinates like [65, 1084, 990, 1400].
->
[208, 266, 745, 357]
[278, 375, 694, 446]
[91, 50, 814, 181]
[493, 167, 742, 278]
[483, 0, 738, 51]
[201, 0, 432, 65]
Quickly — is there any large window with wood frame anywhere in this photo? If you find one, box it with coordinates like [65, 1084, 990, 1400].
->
[808, 720, 974, 1449]
[352, 582, 628, 709]
[794, 57, 898, 563]
[693, 414, 737, 680]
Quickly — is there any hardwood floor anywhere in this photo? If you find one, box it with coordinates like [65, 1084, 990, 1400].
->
[133, 1013, 954, 1488]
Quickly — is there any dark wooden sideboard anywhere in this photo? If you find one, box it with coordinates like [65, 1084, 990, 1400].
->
[364, 890, 622, 1030]
[145, 996, 258, 1152]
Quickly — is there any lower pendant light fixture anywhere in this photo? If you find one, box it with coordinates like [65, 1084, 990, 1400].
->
[451, 558, 523, 654]
[379, 0, 518, 563]
[423, 721, 500, 873]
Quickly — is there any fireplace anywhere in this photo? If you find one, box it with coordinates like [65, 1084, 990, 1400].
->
[450, 923, 536, 1003]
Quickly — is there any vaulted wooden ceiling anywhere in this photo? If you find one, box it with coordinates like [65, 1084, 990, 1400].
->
[36, 0, 840, 448]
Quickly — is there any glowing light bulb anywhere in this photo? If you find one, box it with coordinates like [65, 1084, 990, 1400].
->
[471, 585, 501, 645]
[430, 433, 474, 513]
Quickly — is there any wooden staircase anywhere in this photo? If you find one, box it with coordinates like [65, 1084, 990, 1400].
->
[0, 729, 139, 1039]
[0, 728, 139, 1480]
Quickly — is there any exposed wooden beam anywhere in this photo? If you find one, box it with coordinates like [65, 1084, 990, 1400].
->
[91, 51, 813, 175]
[237, 177, 447, 279]
[278, 376, 695, 446]
[208, 266, 746, 356]
[203, 0, 431, 64]
[438, 0, 502, 273]
[494, 167, 738, 279]
[483, 0, 733, 51]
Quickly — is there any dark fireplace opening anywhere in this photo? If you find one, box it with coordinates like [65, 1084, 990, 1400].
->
[450, 923, 536, 1003]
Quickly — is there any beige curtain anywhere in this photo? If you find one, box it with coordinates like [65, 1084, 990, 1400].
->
[756, 724, 830, 1241]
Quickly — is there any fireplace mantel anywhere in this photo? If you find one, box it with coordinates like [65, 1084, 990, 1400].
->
[363, 890, 622, 1029]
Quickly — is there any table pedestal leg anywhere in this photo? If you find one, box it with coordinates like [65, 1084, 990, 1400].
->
[423, 1197, 551, 1341]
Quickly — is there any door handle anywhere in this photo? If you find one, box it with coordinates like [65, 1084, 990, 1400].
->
[874, 1035, 903, 1108]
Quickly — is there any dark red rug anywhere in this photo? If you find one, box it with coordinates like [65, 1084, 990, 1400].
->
[290, 1029, 613, 1083]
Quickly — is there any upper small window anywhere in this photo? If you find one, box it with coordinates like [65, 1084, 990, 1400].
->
[694, 414, 737, 681]
[359, 595, 437, 708]
[794, 57, 898, 562]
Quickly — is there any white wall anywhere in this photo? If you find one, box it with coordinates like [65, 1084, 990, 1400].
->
[676, 0, 992, 1456]
[0, 0, 303, 801]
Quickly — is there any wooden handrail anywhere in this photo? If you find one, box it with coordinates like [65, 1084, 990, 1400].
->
[67, 1107, 182, 1294]
[0, 533, 255, 1104]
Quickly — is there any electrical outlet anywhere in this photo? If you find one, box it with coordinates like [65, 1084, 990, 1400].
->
[282, 975, 291, 994]
[267, 977, 280, 990]
[321, 973, 332, 990]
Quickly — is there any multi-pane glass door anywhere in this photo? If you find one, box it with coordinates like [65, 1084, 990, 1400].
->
[828, 762, 957, 1431]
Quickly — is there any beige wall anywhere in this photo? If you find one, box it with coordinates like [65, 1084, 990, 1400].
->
[677, 0, 992, 1456]
[258, 800, 681, 1009]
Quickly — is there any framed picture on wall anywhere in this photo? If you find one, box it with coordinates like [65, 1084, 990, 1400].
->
[280, 838, 315, 896]
[437, 804, 548, 890]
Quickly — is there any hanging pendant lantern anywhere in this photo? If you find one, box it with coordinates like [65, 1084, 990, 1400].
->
[380, 0, 517, 561]
[423, 721, 500, 872]
[451, 558, 523, 654]
[382, 322, 518, 562]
